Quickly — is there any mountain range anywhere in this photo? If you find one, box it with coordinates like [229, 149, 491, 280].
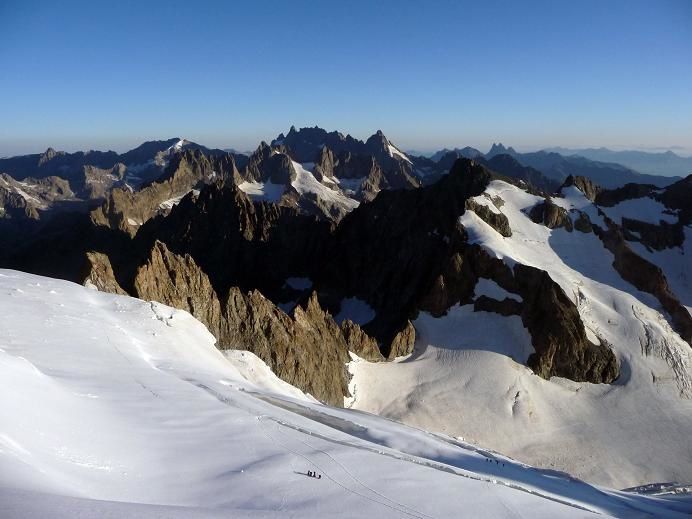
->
[546, 146, 692, 178]
[1, 126, 692, 514]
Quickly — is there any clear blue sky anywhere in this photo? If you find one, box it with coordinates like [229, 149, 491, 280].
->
[1, 0, 691, 156]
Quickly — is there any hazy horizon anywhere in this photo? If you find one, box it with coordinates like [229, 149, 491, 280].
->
[2, 129, 691, 160]
[2, 0, 691, 157]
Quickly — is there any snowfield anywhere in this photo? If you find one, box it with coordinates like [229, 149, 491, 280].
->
[237, 180, 285, 202]
[290, 161, 360, 212]
[1, 271, 690, 517]
[349, 180, 692, 490]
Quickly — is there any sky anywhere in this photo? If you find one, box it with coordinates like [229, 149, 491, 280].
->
[1, 0, 691, 156]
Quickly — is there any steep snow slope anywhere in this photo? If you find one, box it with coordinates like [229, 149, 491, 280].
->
[349, 180, 692, 489]
[1, 271, 689, 518]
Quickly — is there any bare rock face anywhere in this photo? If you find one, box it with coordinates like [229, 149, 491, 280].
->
[464, 198, 512, 237]
[132, 241, 224, 334]
[223, 290, 350, 406]
[243, 142, 293, 183]
[513, 263, 619, 383]
[91, 150, 237, 236]
[320, 158, 491, 348]
[81, 251, 126, 295]
[131, 241, 352, 405]
[313, 147, 336, 181]
[573, 212, 593, 233]
[0, 173, 75, 220]
[138, 181, 332, 299]
[473, 295, 522, 316]
[658, 174, 692, 226]
[562, 175, 601, 202]
[341, 320, 384, 361]
[621, 218, 684, 250]
[419, 245, 516, 317]
[529, 198, 573, 231]
[387, 321, 416, 360]
[79, 164, 127, 199]
[594, 183, 657, 207]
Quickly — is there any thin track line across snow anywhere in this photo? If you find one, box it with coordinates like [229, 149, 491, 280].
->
[274, 424, 437, 519]
[257, 419, 432, 519]
[242, 391, 602, 515]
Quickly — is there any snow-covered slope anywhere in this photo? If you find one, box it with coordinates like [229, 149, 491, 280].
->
[349, 180, 692, 490]
[1, 270, 689, 517]
[236, 160, 360, 214]
[290, 161, 359, 212]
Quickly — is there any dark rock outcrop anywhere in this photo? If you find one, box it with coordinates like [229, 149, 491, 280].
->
[319, 158, 491, 346]
[136, 181, 331, 299]
[513, 264, 619, 383]
[224, 290, 350, 406]
[529, 199, 573, 231]
[562, 175, 600, 201]
[418, 241, 617, 383]
[81, 251, 126, 295]
[341, 320, 384, 362]
[464, 198, 512, 237]
[133, 241, 224, 331]
[657, 174, 692, 226]
[594, 183, 657, 207]
[621, 218, 684, 250]
[91, 150, 237, 235]
[474, 295, 522, 316]
[131, 241, 353, 406]
[387, 321, 416, 360]
[594, 220, 692, 345]
[573, 212, 593, 233]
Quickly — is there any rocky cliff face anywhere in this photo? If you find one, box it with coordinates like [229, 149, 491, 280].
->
[317, 159, 491, 351]
[341, 320, 384, 362]
[225, 290, 350, 405]
[465, 198, 513, 236]
[529, 198, 574, 231]
[136, 181, 331, 298]
[81, 251, 126, 295]
[513, 263, 619, 383]
[563, 175, 600, 201]
[133, 241, 224, 332]
[90, 150, 237, 235]
[78, 164, 127, 199]
[0, 173, 75, 220]
[130, 240, 352, 405]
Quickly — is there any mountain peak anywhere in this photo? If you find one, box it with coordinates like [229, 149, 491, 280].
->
[487, 142, 518, 158]
[38, 147, 64, 165]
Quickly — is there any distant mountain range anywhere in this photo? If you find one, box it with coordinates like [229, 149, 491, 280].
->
[545, 146, 692, 178]
[412, 143, 687, 188]
[2, 128, 683, 253]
